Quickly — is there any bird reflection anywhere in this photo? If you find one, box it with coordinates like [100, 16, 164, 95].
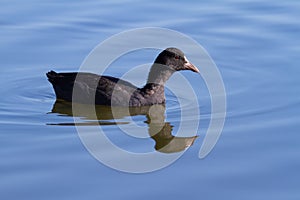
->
[48, 100, 197, 153]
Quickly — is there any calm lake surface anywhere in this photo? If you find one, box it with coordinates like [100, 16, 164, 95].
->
[1, 0, 299, 199]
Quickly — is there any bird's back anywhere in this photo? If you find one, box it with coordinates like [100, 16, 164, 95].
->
[46, 71, 138, 105]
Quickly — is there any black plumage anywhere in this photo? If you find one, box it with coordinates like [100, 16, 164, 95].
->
[46, 47, 199, 106]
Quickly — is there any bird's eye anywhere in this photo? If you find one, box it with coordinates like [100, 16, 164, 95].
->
[175, 55, 179, 60]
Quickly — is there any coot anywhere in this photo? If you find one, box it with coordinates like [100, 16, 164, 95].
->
[46, 47, 199, 106]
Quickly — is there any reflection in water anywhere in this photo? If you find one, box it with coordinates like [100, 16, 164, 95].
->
[49, 100, 197, 153]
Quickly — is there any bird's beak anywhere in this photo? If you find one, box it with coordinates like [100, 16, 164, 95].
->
[184, 56, 199, 73]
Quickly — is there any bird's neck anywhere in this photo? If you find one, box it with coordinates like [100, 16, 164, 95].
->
[142, 82, 164, 96]
[141, 64, 173, 92]
[133, 64, 174, 105]
[146, 64, 175, 86]
[140, 64, 175, 101]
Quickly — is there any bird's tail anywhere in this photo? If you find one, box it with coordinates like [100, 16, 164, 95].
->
[46, 70, 58, 84]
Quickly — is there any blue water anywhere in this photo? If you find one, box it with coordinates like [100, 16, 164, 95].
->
[1, 0, 300, 199]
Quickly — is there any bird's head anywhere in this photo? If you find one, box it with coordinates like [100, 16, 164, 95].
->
[154, 47, 199, 73]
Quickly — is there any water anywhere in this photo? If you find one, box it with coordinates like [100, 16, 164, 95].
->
[1, 0, 300, 199]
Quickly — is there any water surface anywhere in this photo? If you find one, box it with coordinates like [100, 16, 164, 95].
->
[1, 0, 300, 199]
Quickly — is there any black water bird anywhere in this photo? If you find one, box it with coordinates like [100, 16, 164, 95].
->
[46, 47, 199, 106]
